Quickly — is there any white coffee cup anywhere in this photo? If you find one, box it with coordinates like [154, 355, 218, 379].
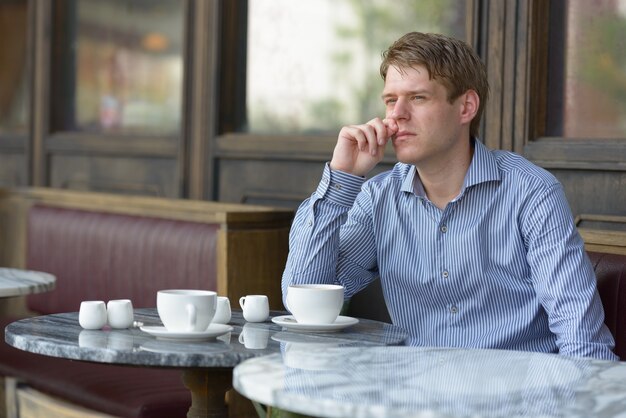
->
[239, 295, 269, 323]
[79, 300, 108, 330]
[238, 323, 270, 349]
[157, 289, 217, 332]
[212, 296, 232, 324]
[107, 299, 134, 329]
[286, 284, 344, 324]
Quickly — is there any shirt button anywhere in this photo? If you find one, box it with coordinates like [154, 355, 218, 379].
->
[442, 270, 449, 278]
[334, 183, 342, 190]
[440, 225, 448, 233]
[307, 219, 313, 227]
[450, 305, 458, 314]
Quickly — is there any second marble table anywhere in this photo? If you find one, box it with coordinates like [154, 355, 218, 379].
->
[0, 268, 56, 298]
[5, 308, 408, 418]
[234, 346, 626, 418]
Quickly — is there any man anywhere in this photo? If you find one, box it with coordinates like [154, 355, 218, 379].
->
[282, 32, 617, 360]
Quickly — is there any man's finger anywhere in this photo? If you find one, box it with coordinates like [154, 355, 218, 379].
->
[383, 118, 399, 136]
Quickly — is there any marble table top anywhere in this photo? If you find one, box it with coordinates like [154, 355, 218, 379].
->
[0, 268, 56, 298]
[234, 346, 626, 418]
[4, 309, 408, 369]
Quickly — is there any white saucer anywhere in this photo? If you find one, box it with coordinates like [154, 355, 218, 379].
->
[139, 324, 233, 341]
[271, 315, 359, 332]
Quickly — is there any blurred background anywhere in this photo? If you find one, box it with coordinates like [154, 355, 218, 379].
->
[0, 0, 624, 216]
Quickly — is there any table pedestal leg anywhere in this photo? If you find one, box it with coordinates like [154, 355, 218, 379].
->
[182, 368, 232, 418]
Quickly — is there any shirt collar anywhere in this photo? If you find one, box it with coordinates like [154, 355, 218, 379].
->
[463, 138, 501, 189]
[400, 138, 501, 197]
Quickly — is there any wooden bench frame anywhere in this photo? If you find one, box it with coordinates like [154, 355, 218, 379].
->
[575, 214, 626, 256]
[0, 187, 293, 418]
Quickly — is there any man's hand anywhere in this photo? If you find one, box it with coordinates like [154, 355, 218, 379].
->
[330, 118, 398, 177]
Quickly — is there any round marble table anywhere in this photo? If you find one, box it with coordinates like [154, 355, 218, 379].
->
[0, 268, 56, 297]
[234, 346, 626, 418]
[5, 308, 408, 418]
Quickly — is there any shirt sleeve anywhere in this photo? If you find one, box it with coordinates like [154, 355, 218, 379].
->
[281, 163, 379, 308]
[522, 183, 618, 361]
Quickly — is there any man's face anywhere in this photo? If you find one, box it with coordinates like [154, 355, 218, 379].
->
[381, 65, 468, 168]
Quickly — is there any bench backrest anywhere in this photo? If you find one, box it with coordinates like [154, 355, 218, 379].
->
[0, 187, 292, 314]
[26, 205, 219, 313]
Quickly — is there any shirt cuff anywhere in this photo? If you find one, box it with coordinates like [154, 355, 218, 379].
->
[315, 163, 365, 207]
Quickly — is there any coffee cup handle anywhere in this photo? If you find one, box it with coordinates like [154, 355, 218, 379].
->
[186, 304, 197, 331]
[238, 333, 245, 344]
[239, 296, 245, 309]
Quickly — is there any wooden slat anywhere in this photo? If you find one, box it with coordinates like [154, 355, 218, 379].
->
[3, 187, 293, 227]
[576, 213, 626, 256]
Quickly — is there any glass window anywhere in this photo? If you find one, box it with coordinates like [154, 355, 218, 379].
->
[0, 0, 29, 135]
[546, 0, 626, 138]
[243, 0, 468, 134]
[52, 0, 184, 135]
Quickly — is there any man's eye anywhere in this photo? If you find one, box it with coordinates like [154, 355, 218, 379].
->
[412, 96, 424, 101]
[385, 99, 396, 105]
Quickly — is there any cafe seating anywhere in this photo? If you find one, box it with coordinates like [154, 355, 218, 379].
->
[0, 187, 292, 418]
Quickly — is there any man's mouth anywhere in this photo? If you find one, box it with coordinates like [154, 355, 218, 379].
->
[393, 131, 414, 141]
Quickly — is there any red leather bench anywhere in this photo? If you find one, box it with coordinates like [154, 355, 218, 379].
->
[0, 205, 221, 417]
[589, 251, 626, 360]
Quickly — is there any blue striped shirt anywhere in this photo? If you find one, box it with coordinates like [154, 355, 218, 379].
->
[282, 139, 618, 361]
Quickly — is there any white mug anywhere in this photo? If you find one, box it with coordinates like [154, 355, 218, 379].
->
[107, 299, 134, 329]
[79, 300, 107, 330]
[239, 295, 269, 323]
[238, 323, 270, 349]
[157, 289, 217, 332]
[212, 296, 232, 324]
[286, 284, 344, 324]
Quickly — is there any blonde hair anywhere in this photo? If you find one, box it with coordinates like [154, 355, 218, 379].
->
[380, 32, 489, 138]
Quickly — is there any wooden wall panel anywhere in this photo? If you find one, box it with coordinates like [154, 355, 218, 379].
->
[0, 153, 27, 188]
[216, 159, 325, 207]
[215, 158, 395, 208]
[551, 169, 626, 217]
[48, 155, 179, 197]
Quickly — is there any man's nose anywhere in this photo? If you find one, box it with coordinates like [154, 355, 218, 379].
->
[391, 98, 409, 119]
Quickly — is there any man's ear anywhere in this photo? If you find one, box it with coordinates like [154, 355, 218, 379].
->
[459, 90, 479, 125]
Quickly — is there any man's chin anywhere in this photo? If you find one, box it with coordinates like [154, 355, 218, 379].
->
[393, 150, 418, 165]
